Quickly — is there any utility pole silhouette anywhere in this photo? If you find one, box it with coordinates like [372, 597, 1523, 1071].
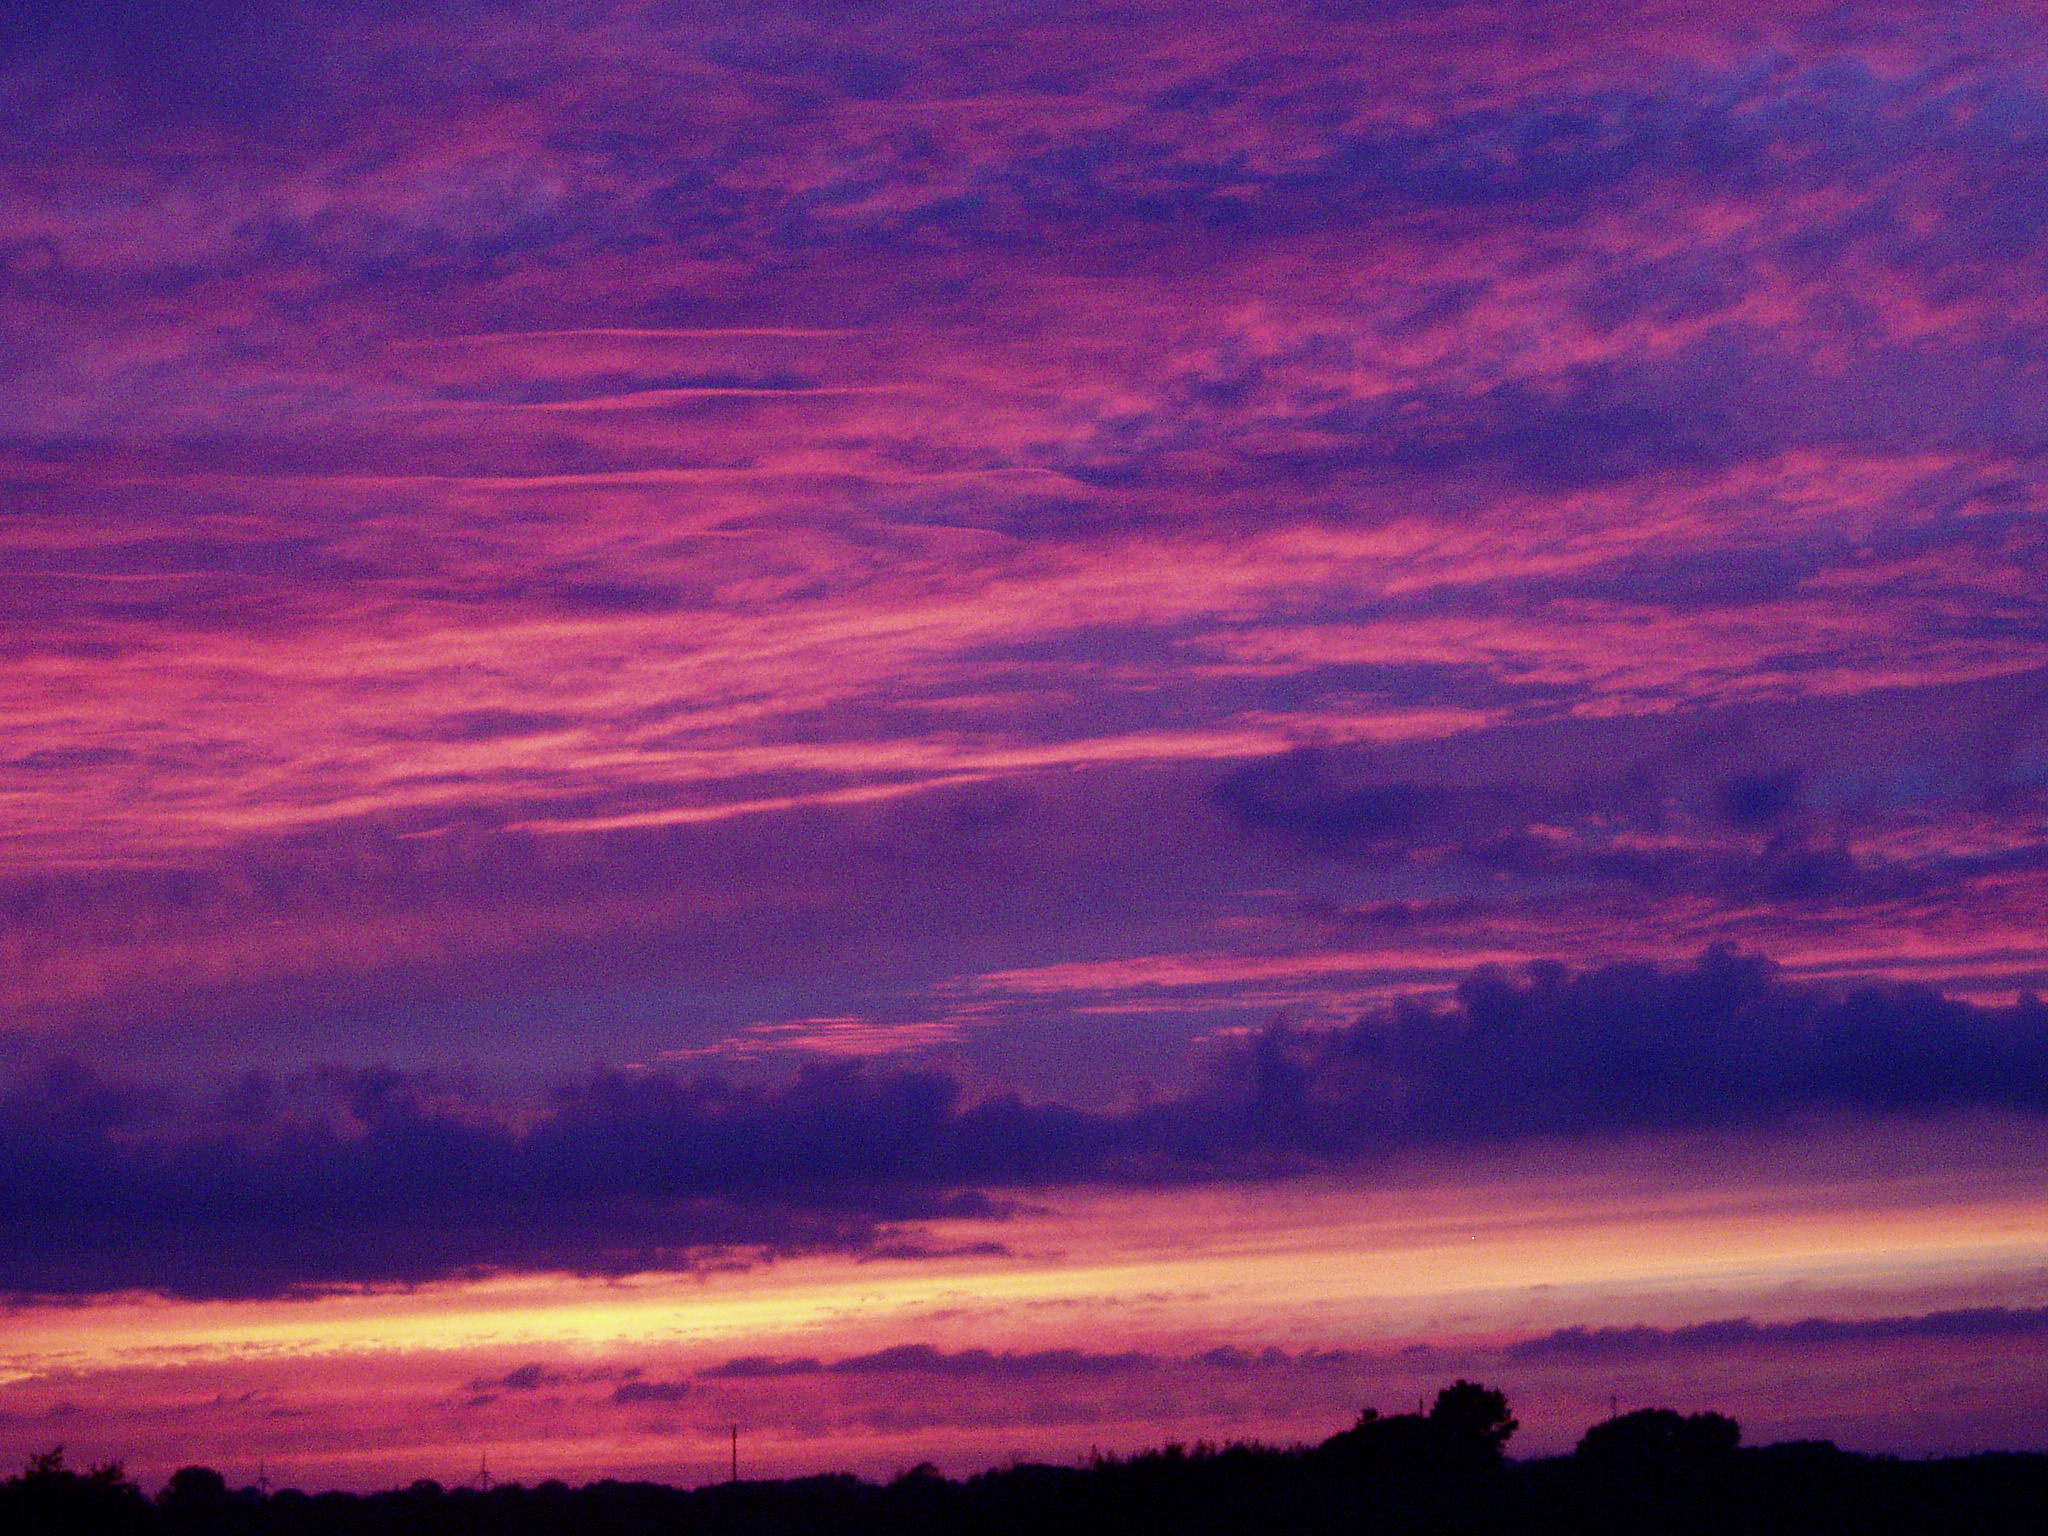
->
[256, 1458, 270, 1495]
[477, 1453, 492, 1493]
[730, 1424, 739, 1484]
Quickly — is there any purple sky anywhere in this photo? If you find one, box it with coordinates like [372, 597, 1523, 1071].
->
[4, 0, 2048, 1487]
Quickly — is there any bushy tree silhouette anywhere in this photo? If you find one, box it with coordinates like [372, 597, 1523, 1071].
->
[1429, 1380, 1519, 1459]
[1321, 1378, 1519, 1474]
[1577, 1408, 1741, 1466]
[159, 1466, 230, 1505]
[0, 1446, 150, 1535]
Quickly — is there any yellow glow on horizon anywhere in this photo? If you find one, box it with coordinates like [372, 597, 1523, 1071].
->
[10, 1121, 2048, 1389]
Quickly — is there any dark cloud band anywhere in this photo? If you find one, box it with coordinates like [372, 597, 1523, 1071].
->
[1507, 1306, 2048, 1362]
[4, 951, 2045, 1300]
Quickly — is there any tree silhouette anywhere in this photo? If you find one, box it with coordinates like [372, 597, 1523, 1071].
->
[1428, 1379, 1519, 1459]
[1577, 1408, 1741, 1466]
[159, 1466, 231, 1506]
[0, 1446, 150, 1535]
[1322, 1378, 1520, 1476]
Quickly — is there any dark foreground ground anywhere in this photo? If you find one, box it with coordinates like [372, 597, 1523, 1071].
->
[7, 1384, 2045, 1536]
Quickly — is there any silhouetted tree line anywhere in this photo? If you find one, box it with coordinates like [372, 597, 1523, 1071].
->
[7, 1384, 2045, 1536]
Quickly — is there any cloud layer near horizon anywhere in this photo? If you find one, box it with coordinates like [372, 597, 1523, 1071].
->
[7, 951, 2046, 1299]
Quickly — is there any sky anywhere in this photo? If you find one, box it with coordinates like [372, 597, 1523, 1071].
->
[4, 0, 2048, 1492]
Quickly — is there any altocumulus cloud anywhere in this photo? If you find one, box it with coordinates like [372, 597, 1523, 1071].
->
[1507, 1306, 2048, 1362]
[688, 1311, 2048, 1395]
[699, 1343, 1371, 1381]
[714, 1344, 1165, 1380]
[4, 952, 2047, 1299]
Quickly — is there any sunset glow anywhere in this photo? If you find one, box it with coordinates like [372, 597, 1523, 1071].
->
[5, 0, 2048, 1493]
